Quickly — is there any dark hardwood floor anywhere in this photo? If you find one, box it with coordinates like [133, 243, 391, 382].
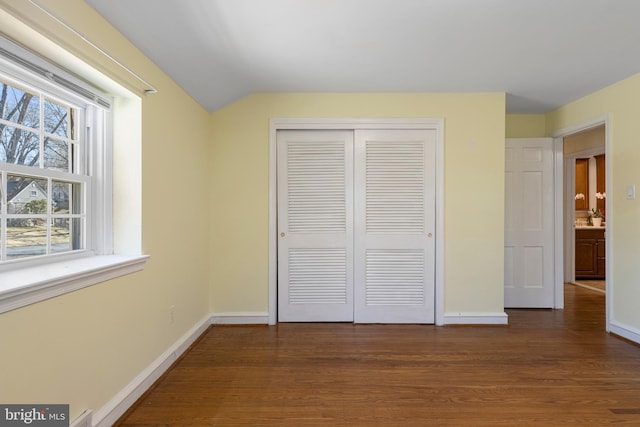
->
[116, 285, 640, 426]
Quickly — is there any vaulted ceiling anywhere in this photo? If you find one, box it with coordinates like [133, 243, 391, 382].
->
[86, 0, 640, 113]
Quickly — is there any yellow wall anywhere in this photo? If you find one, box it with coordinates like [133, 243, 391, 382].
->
[563, 125, 605, 155]
[209, 93, 507, 316]
[505, 114, 546, 138]
[0, 0, 211, 421]
[546, 73, 640, 333]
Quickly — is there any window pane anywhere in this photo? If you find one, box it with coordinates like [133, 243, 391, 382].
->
[71, 217, 82, 250]
[7, 175, 48, 214]
[6, 218, 46, 259]
[51, 218, 70, 254]
[0, 125, 39, 166]
[0, 82, 39, 128]
[44, 138, 69, 171]
[44, 99, 71, 138]
[52, 181, 82, 214]
[50, 218, 83, 254]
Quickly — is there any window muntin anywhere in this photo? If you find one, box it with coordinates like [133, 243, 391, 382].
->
[1, 76, 87, 263]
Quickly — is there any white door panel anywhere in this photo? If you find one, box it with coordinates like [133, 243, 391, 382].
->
[277, 130, 354, 321]
[505, 138, 555, 308]
[354, 130, 436, 323]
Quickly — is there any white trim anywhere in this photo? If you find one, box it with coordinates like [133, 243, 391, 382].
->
[564, 157, 576, 284]
[609, 320, 640, 346]
[271, 117, 445, 130]
[93, 313, 211, 427]
[553, 137, 565, 308]
[434, 121, 445, 325]
[70, 410, 92, 427]
[268, 121, 278, 326]
[551, 114, 609, 139]
[210, 312, 270, 325]
[552, 114, 611, 331]
[268, 118, 445, 326]
[443, 312, 509, 325]
[0, 254, 149, 314]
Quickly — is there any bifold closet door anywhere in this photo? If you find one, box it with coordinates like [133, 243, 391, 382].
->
[277, 130, 354, 322]
[354, 130, 436, 323]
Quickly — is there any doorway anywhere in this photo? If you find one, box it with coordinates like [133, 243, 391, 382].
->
[557, 117, 609, 329]
[563, 125, 606, 294]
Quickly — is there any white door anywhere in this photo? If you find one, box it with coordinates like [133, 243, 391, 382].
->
[504, 138, 555, 308]
[354, 130, 436, 323]
[277, 130, 354, 321]
[278, 129, 436, 323]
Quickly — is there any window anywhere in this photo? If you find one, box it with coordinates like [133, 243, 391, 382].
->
[1, 77, 89, 262]
[0, 35, 147, 314]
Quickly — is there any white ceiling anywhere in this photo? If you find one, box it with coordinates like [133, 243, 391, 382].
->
[85, 0, 640, 113]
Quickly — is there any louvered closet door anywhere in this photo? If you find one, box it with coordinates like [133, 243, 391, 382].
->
[354, 130, 436, 323]
[277, 130, 354, 321]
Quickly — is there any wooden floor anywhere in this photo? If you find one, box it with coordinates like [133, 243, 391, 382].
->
[116, 285, 640, 426]
[574, 279, 606, 293]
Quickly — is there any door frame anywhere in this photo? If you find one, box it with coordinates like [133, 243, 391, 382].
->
[552, 114, 611, 330]
[268, 118, 445, 325]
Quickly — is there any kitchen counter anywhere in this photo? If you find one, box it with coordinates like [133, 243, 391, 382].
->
[576, 225, 605, 230]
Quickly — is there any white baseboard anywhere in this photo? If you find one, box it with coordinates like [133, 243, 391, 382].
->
[70, 409, 92, 427]
[609, 320, 640, 345]
[92, 313, 211, 427]
[211, 312, 269, 325]
[443, 312, 509, 325]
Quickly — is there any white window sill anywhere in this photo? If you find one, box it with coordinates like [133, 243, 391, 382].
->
[0, 254, 150, 314]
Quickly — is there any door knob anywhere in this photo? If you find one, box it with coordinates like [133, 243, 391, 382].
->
[427, 233, 433, 238]
[280, 232, 286, 238]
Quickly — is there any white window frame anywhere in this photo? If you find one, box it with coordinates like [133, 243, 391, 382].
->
[0, 36, 147, 314]
[1, 74, 90, 263]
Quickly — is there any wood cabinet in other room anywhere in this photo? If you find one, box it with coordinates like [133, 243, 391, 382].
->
[575, 228, 605, 279]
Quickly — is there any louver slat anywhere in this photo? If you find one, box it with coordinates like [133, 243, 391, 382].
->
[365, 250, 425, 306]
[287, 142, 346, 233]
[289, 248, 348, 304]
[366, 142, 424, 233]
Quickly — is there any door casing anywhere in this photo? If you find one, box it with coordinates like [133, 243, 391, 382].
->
[269, 118, 444, 325]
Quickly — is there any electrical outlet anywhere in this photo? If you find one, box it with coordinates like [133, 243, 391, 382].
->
[169, 305, 175, 324]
